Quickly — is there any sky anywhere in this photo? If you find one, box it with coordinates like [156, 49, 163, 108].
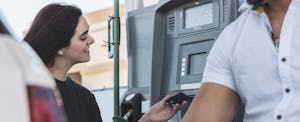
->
[0, 0, 125, 40]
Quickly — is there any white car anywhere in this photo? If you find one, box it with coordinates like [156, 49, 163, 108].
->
[0, 14, 67, 122]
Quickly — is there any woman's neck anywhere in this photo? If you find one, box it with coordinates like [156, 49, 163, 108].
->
[48, 59, 74, 81]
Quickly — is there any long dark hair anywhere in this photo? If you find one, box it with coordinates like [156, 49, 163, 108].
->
[24, 3, 82, 67]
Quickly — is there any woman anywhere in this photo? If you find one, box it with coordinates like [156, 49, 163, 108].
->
[24, 3, 102, 122]
[24, 3, 186, 122]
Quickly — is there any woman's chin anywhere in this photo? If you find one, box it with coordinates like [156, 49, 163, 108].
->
[77, 57, 90, 63]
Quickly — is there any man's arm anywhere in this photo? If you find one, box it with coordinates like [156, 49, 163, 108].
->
[182, 82, 240, 122]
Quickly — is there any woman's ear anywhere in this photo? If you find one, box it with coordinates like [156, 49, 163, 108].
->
[57, 49, 64, 55]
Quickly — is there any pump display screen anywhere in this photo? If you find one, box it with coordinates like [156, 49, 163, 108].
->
[184, 2, 213, 28]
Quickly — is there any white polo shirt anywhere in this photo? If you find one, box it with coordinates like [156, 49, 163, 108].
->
[202, 0, 300, 121]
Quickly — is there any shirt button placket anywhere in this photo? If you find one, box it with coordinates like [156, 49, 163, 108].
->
[276, 55, 289, 122]
[280, 57, 291, 94]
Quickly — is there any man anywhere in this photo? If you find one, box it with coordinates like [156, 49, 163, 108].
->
[183, 0, 297, 121]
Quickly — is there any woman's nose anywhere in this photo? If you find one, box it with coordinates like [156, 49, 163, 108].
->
[88, 36, 95, 45]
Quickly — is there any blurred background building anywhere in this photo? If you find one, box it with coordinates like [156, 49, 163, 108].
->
[69, 0, 159, 90]
[69, 5, 128, 90]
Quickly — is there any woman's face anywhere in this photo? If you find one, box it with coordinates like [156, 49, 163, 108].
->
[61, 16, 94, 64]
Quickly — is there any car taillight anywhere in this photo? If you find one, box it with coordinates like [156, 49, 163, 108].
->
[27, 85, 67, 122]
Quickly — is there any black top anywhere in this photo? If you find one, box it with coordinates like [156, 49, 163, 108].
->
[55, 77, 102, 122]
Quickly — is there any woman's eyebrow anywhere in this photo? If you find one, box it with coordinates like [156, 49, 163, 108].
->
[80, 30, 89, 36]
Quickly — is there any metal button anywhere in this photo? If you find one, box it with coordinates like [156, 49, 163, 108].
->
[285, 88, 290, 93]
[281, 57, 287, 62]
[277, 115, 282, 120]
